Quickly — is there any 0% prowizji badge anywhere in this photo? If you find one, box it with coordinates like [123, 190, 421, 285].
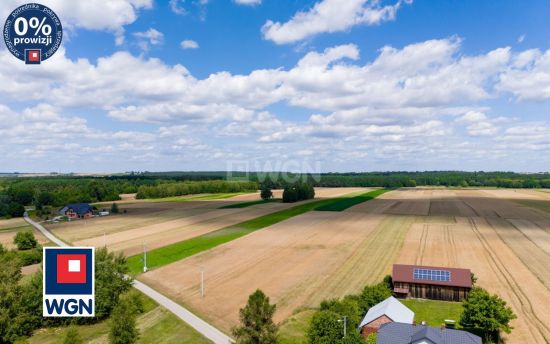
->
[3, 3, 62, 64]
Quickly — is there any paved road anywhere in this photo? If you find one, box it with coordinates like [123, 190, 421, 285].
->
[24, 215, 233, 344]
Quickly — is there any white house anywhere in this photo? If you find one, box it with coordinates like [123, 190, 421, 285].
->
[358, 296, 415, 338]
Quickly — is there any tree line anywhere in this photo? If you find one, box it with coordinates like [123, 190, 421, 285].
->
[251, 171, 550, 189]
[135, 180, 258, 199]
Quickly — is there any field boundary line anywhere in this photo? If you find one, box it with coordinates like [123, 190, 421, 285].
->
[24, 214, 233, 344]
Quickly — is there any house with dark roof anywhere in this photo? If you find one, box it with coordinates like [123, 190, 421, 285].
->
[392, 264, 472, 301]
[358, 296, 414, 338]
[377, 322, 481, 344]
[59, 203, 94, 219]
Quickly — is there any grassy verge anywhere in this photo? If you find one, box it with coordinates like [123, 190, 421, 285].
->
[127, 197, 348, 275]
[219, 198, 280, 209]
[314, 189, 389, 211]
[400, 299, 463, 328]
[28, 290, 211, 344]
[278, 310, 315, 344]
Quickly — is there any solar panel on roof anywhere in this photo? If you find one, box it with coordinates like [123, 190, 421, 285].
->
[413, 268, 451, 282]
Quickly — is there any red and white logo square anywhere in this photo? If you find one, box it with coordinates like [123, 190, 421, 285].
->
[57, 254, 87, 284]
[27, 50, 40, 62]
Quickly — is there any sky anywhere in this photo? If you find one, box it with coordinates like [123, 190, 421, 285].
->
[0, 0, 549, 173]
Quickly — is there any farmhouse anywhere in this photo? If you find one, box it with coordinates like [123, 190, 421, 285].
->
[376, 322, 482, 344]
[392, 264, 472, 302]
[358, 296, 414, 338]
[59, 203, 94, 219]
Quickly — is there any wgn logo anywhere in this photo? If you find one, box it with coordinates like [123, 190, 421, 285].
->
[43, 247, 94, 317]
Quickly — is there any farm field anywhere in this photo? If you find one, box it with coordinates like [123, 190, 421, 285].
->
[46, 187, 368, 256]
[393, 188, 550, 343]
[0, 217, 51, 249]
[140, 188, 550, 343]
[140, 193, 411, 331]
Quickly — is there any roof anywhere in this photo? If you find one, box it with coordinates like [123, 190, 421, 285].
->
[393, 264, 472, 288]
[376, 322, 482, 344]
[59, 203, 93, 216]
[358, 296, 414, 329]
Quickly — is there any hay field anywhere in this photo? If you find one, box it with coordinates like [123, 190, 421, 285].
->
[48, 188, 367, 256]
[141, 188, 550, 343]
[394, 188, 550, 343]
[139, 209, 412, 331]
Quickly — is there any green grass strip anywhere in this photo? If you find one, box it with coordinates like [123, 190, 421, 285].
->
[314, 189, 390, 211]
[127, 197, 342, 275]
[219, 198, 280, 209]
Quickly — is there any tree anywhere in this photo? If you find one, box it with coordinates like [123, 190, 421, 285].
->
[7, 202, 25, 218]
[460, 287, 516, 342]
[95, 248, 133, 319]
[319, 298, 361, 330]
[260, 187, 273, 200]
[63, 325, 83, 344]
[232, 289, 278, 344]
[358, 283, 392, 314]
[110, 203, 119, 214]
[109, 297, 139, 344]
[14, 231, 38, 250]
[307, 310, 362, 344]
[365, 333, 377, 344]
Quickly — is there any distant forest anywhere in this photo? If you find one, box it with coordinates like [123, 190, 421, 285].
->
[1, 171, 549, 218]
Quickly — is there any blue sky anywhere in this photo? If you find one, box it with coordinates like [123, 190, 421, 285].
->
[0, 0, 549, 173]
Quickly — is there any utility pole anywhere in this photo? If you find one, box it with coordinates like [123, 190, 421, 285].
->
[143, 242, 147, 273]
[200, 267, 204, 298]
[338, 316, 347, 338]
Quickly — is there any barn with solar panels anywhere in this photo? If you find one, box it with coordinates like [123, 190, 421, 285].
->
[392, 264, 472, 301]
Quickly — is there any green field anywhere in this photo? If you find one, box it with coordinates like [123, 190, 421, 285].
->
[219, 198, 280, 209]
[401, 299, 463, 327]
[29, 290, 211, 344]
[314, 189, 389, 211]
[278, 310, 315, 344]
[127, 197, 354, 275]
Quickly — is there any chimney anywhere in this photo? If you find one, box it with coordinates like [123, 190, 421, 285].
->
[413, 320, 417, 326]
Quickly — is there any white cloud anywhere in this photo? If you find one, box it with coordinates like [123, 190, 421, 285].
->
[234, 0, 261, 5]
[518, 34, 525, 43]
[181, 39, 199, 49]
[169, 0, 186, 15]
[262, 0, 410, 44]
[134, 28, 164, 51]
[0, 0, 153, 44]
[498, 49, 550, 101]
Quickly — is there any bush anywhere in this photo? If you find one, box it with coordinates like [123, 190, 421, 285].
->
[14, 231, 38, 250]
[260, 187, 273, 200]
[63, 325, 83, 344]
[282, 183, 315, 203]
[319, 297, 361, 329]
[110, 203, 119, 214]
[17, 248, 42, 266]
[109, 297, 139, 344]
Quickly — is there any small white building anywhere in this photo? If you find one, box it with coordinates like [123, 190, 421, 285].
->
[358, 296, 414, 338]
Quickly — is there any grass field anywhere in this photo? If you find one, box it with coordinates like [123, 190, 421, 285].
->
[278, 310, 315, 344]
[126, 196, 356, 274]
[401, 299, 463, 327]
[29, 290, 210, 344]
[314, 189, 389, 211]
[219, 199, 280, 209]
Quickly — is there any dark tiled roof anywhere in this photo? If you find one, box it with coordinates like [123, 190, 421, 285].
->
[60, 203, 93, 216]
[393, 264, 472, 288]
[376, 322, 482, 344]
